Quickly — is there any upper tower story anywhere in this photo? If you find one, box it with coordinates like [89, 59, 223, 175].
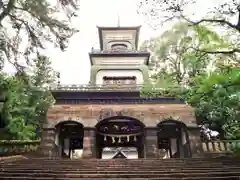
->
[98, 26, 140, 51]
[89, 26, 150, 86]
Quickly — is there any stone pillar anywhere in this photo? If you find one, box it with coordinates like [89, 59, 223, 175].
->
[83, 128, 95, 158]
[39, 128, 56, 157]
[145, 127, 158, 158]
[188, 127, 202, 157]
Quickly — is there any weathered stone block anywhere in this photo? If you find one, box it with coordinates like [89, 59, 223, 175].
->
[145, 128, 158, 158]
[188, 127, 202, 156]
[47, 104, 196, 128]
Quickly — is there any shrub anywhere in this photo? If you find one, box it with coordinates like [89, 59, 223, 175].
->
[0, 140, 40, 156]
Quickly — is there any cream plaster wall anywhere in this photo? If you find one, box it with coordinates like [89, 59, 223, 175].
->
[96, 70, 143, 85]
[102, 30, 137, 50]
[92, 56, 147, 65]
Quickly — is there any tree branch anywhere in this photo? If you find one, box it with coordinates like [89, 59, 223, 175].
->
[0, 0, 16, 23]
[187, 47, 240, 61]
[196, 80, 240, 102]
[196, 48, 240, 55]
[180, 15, 240, 32]
[236, 4, 240, 28]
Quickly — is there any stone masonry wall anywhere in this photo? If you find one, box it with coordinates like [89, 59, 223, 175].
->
[41, 103, 198, 158]
[145, 128, 158, 158]
[82, 128, 95, 158]
[188, 127, 203, 156]
[46, 104, 196, 128]
[39, 128, 55, 157]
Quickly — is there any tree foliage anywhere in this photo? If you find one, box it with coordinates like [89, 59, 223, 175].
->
[188, 67, 240, 139]
[140, 22, 240, 142]
[138, 0, 240, 58]
[0, 55, 55, 140]
[141, 22, 229, 86]
[0, 0, 79, 71]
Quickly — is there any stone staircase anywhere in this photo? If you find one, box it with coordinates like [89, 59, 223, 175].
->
[0, 157, 240, 179]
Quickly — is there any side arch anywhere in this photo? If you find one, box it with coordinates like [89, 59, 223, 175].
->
[47, 117, 85, 129]
[55, 120, 84, 159]
[157, 118, 191, 158]
[157, 119, 187, 127]
[55, 120, 84, 128]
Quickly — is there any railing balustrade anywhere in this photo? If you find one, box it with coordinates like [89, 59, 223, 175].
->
[90, 49, 149, 54]
[202, 140, 240, 153]
[49, 84, 183, 92]
[0, 140, 40, 157]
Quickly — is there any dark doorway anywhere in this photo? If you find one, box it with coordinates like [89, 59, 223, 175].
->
[157, 119, 191, 158]
[95, 116, 145, 159]
[55, 121, 84, 158]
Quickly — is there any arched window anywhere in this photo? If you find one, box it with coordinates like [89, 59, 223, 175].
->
[111, 44, 128, 51]
[107, 40, 132, 50]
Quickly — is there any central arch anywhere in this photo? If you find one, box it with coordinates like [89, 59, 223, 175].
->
[95, 116, 145, 159]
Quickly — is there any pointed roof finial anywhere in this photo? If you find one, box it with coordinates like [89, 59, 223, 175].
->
[117, 13, 120, 27]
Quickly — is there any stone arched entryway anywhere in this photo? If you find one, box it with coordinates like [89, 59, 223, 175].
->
[55, 121, 84, 159]
[95, 116, 145, 159]
[157, 119, 191, 158]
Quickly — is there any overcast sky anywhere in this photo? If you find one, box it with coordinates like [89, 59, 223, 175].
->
[3, 0, 223, 84]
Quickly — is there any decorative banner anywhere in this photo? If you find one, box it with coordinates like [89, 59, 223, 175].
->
[127, 135, 130, 142]
[104, 136, 107, 141]
[97, 132, 142, 137]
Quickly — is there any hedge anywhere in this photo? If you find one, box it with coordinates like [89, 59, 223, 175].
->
[0, 140, 40, 156]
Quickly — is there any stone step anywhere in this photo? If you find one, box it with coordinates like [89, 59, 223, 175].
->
[2, 157, 236, 161]
[1, 177, 239, 180]
[4, 166, 238, 170]
[3, 164, 240, 167]
[3, 164, 240, 168]
[4, 161, 236, 164]
[2, 165, 239, 169]
[4, 162, 232, 166]
[1, 157, 239, 179]
[3, 166, 239, 171]
[5, 160, 240, 164]
[0, 171, 239, 178]
[7, 158, 240, 163]
[1, 168, 240, 174]
[6, 158, 237, 161]
[5, 161, 239, 165]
